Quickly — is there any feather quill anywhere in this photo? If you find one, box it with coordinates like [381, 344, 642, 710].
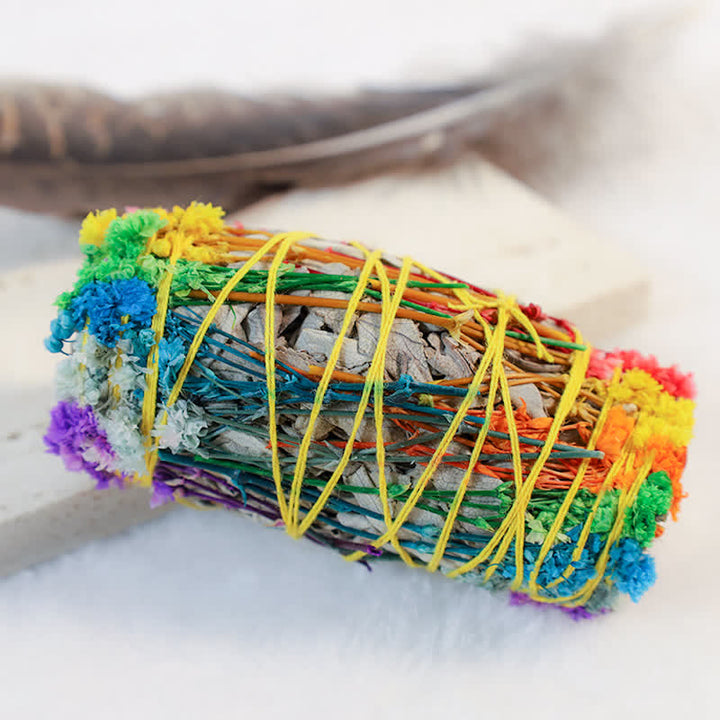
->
[0, 31, 655, 215]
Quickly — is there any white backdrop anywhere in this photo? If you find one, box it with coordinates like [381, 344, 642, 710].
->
[0, 1, 718, 718]
[0, 0, 682, 95]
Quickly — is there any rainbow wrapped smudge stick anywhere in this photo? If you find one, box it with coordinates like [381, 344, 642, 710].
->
[44, 204, 695, 617]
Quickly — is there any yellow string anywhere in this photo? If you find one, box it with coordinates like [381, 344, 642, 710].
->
[166, 233, 298, 409]
[516, 391, 654, 607]
[444, 334, 590, 580]
[426, 329, 504, 572]
[132, 226, 639, 609]
[511, 340, 589, 581]
[343, 294, 507, 564]
[157, 232, 310, 524]
[358, 253, 416, 564]
[497, 324, 534, 586]
[137, 231, 298, 491]
[295, 254, 415, 544]
[137, 267, 175, 487]
[412, 259, 554, 364]
[137, 231, 203, 486]
[536, 451, 654, 608]
[262, 233, 318, 527]
[571, 453, 654, 606]
[561, 458, 627, 589]
[284, 248, 381, 531]
[527, 367, 621, 597]
[526, 452, 629, 605]
[484, 341, 590, 588]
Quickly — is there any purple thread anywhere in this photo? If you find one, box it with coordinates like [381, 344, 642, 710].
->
[509, 591, 602, 621]
[152, 461, 391, 561]
[150, 479, 176, 508]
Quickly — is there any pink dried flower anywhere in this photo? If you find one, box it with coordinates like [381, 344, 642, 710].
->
[587, 349, 696, 399]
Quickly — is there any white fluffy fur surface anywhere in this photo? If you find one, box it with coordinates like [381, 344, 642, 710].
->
[1, 2, 719, 718]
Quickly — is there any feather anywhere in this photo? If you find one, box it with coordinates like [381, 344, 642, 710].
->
[0, 30, 656, 215]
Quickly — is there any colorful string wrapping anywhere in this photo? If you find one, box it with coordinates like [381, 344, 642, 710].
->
[44, 204, 696, 617]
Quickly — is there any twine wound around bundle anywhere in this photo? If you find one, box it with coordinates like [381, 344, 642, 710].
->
[44, 203, 696, 617]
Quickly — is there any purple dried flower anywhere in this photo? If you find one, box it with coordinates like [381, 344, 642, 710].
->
[44, 401, 122, 489]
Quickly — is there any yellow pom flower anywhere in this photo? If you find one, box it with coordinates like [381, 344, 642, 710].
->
[613, 368, 695, 448]
[148, 203, 228, 264]
[78, 209, 118, 246]
[155, 202, 224, 237]
[147, 236, 172, 258]
[175, 202, 226, 236]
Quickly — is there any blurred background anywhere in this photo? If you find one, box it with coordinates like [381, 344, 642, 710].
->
[1, 1, 718, 718]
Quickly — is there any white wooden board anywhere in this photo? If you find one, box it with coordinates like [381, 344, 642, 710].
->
[237, 159, 650, 341]
[0, 158, 649, 576]
[0, 261, 170, 577]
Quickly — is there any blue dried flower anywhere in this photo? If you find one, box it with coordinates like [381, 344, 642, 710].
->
[44, 336, 64, 353]
[499, 526, 655, 604]
[129, 326, 158, 358]
[609, 538, 657, 602]
[45, 310, 78, 353]
[158, 335, 188, 396]
[69, 278, 157, 347]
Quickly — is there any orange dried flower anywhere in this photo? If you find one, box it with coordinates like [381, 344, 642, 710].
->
[596, 406, 636, 463]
